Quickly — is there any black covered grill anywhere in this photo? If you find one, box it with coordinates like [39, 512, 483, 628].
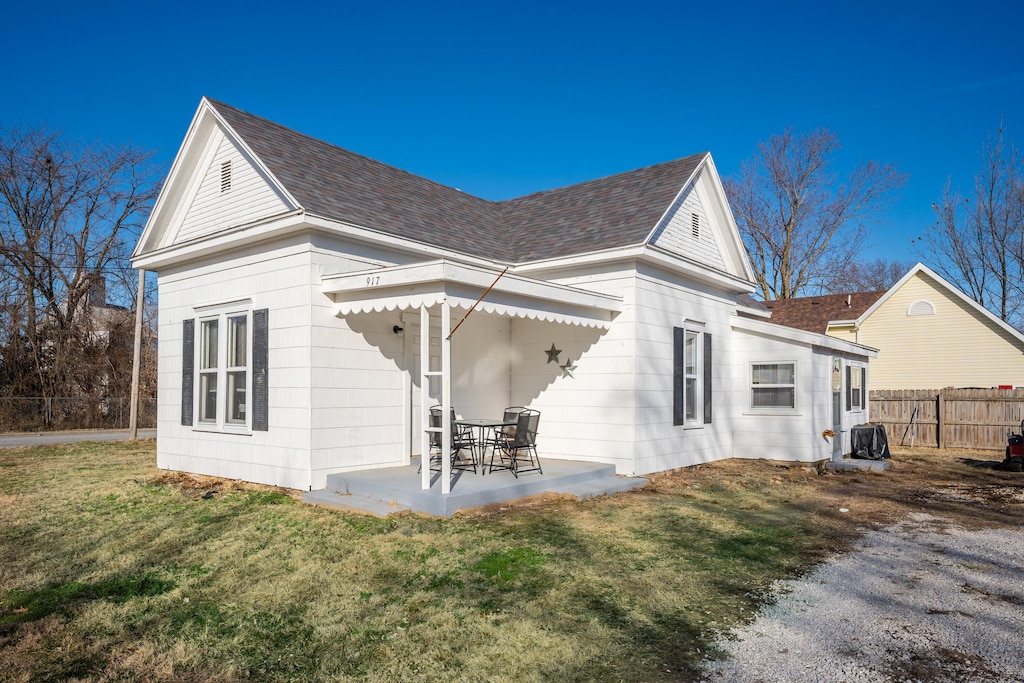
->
[850, 424, 891, 460]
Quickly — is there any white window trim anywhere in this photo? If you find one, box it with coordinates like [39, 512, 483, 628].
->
[848, 363, 867, 413]
[681, 323, 704, 428]
[747, 360, 799, 414]
[193, 302, 253, 435]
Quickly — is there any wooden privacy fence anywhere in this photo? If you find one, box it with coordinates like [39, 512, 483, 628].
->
[870, 388, 1024, 451]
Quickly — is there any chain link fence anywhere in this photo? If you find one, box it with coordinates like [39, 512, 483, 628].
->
[0, 397, 157, 432]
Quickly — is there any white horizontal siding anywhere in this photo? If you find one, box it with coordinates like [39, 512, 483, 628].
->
[176, 130, 290, 243]
[155, 242, 315, 489]
[729, 329, 837, 463]
[307, 249, 410, 488]
[630, 272, 735, 474]
[509, 270, 638, 472]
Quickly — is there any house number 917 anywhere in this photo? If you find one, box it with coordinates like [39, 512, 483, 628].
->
[366, 275, 381, 286]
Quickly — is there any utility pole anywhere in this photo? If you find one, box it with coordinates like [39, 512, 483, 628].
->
[128, 269, 146, 439]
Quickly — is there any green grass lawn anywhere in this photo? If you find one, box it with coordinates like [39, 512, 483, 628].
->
[0, 441, 871, 682]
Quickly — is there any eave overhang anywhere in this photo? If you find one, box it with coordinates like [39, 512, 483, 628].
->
[321, 259, 623, 329]
[732, 315, 879, 357]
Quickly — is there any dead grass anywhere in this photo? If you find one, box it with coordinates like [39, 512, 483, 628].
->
[0, 441, 1021, 682]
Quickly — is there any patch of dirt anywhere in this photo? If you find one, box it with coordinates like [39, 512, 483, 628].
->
[644, 447, 1024, 536]
[146, 470, 299, 501]
[886, 646, 1003, 682]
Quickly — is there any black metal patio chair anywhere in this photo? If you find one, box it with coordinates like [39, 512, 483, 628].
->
[488, 408, 541, 478]
[484, 405, 526, 454]
[422, 405, 477, 474]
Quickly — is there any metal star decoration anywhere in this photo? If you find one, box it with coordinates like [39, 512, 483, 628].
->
[545, 343, 561, 364]
[559, 359, 577, 378]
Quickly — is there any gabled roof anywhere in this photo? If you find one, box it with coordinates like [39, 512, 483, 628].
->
[763, 291, 885, 333]
[856, 262, 1024, 345]
[207, 99, 706, 264]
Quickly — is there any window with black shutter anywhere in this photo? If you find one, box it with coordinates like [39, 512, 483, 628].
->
[181, 319, 194, 426]
[186, 304, 266, 432]
[674, 325, 706, 426]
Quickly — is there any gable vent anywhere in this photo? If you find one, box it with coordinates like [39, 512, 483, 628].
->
[220, 160, 232, 193]
[691, 213, 700, 239]
[907, 300, 935, 316]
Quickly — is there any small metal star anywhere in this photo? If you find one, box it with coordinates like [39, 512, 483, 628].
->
[545, 343, 562, 364]
[560, 360, 577, 378]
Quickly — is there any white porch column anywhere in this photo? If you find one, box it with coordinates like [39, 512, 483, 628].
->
[420, 305, 431, 491]
[440, 298, 452, 494]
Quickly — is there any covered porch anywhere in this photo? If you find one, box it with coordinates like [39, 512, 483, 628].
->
[319, 259, 629, 500]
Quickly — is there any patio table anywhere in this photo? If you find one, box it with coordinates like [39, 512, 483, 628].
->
[455, 418, 516, 472]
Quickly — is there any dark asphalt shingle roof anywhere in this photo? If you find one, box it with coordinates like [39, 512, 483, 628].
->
[210, 99, 705, 263]
[763, 291, 886, 333]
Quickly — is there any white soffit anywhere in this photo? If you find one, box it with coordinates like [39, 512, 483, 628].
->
[322, 260, 622, 329]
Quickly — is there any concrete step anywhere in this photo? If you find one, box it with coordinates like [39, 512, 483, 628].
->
[302, 489, 411, 517]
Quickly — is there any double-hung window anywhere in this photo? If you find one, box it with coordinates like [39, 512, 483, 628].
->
[674, 325, 712, 426]
[196, 307, 250, 429]
[846, 365, 867, 411]
[683, 329, 700, 422]
[750, 362, 796, 411]
[183, 306, 268, 432]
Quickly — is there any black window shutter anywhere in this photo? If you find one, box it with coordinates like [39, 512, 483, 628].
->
[703, 332, 712, 424]
[181, 319, 194, 426]
[846, 365, 852, 411]
[860, 368, 867, 410]
[672, 327, 684, 426]
[252, 308, 269, 431]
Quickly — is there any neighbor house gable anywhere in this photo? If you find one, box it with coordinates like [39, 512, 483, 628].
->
[853, 263, 1024, 346]
[855, 264, 1024, 388]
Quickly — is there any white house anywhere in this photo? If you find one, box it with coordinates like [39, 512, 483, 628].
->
[131, 98, 876, 491]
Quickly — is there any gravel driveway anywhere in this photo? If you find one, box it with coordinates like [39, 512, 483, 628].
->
[700, 513, 1024, 682]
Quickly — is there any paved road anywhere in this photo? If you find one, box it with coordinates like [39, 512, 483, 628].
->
[0, 429, 156, 447]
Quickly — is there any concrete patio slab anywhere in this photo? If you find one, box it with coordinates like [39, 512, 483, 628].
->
[302, 458, 648, 517]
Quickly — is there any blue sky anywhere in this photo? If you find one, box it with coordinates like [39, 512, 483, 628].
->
[4, 0, 1023, 264]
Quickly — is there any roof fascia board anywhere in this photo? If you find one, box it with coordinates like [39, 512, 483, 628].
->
[514, 243, 756, 294]
[737, 304, 772, 319]
[641, 245, 757, 293]
[732, 315, 878, 357]
[132, 101, 211, 259]
[131, 210, 306, 271]
[322, 259, 623, 312]
[850, 262, 925, 323]
[511, 244, 648, 274]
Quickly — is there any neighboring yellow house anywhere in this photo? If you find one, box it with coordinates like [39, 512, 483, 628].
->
[765, 263, 1024, 390]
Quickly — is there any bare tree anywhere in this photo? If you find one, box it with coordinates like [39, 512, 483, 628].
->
[821, 258, 913, 294]
[0, 124, 159, 412]
[920, 125, 1024, 326]
[725, 128, 906, 300]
